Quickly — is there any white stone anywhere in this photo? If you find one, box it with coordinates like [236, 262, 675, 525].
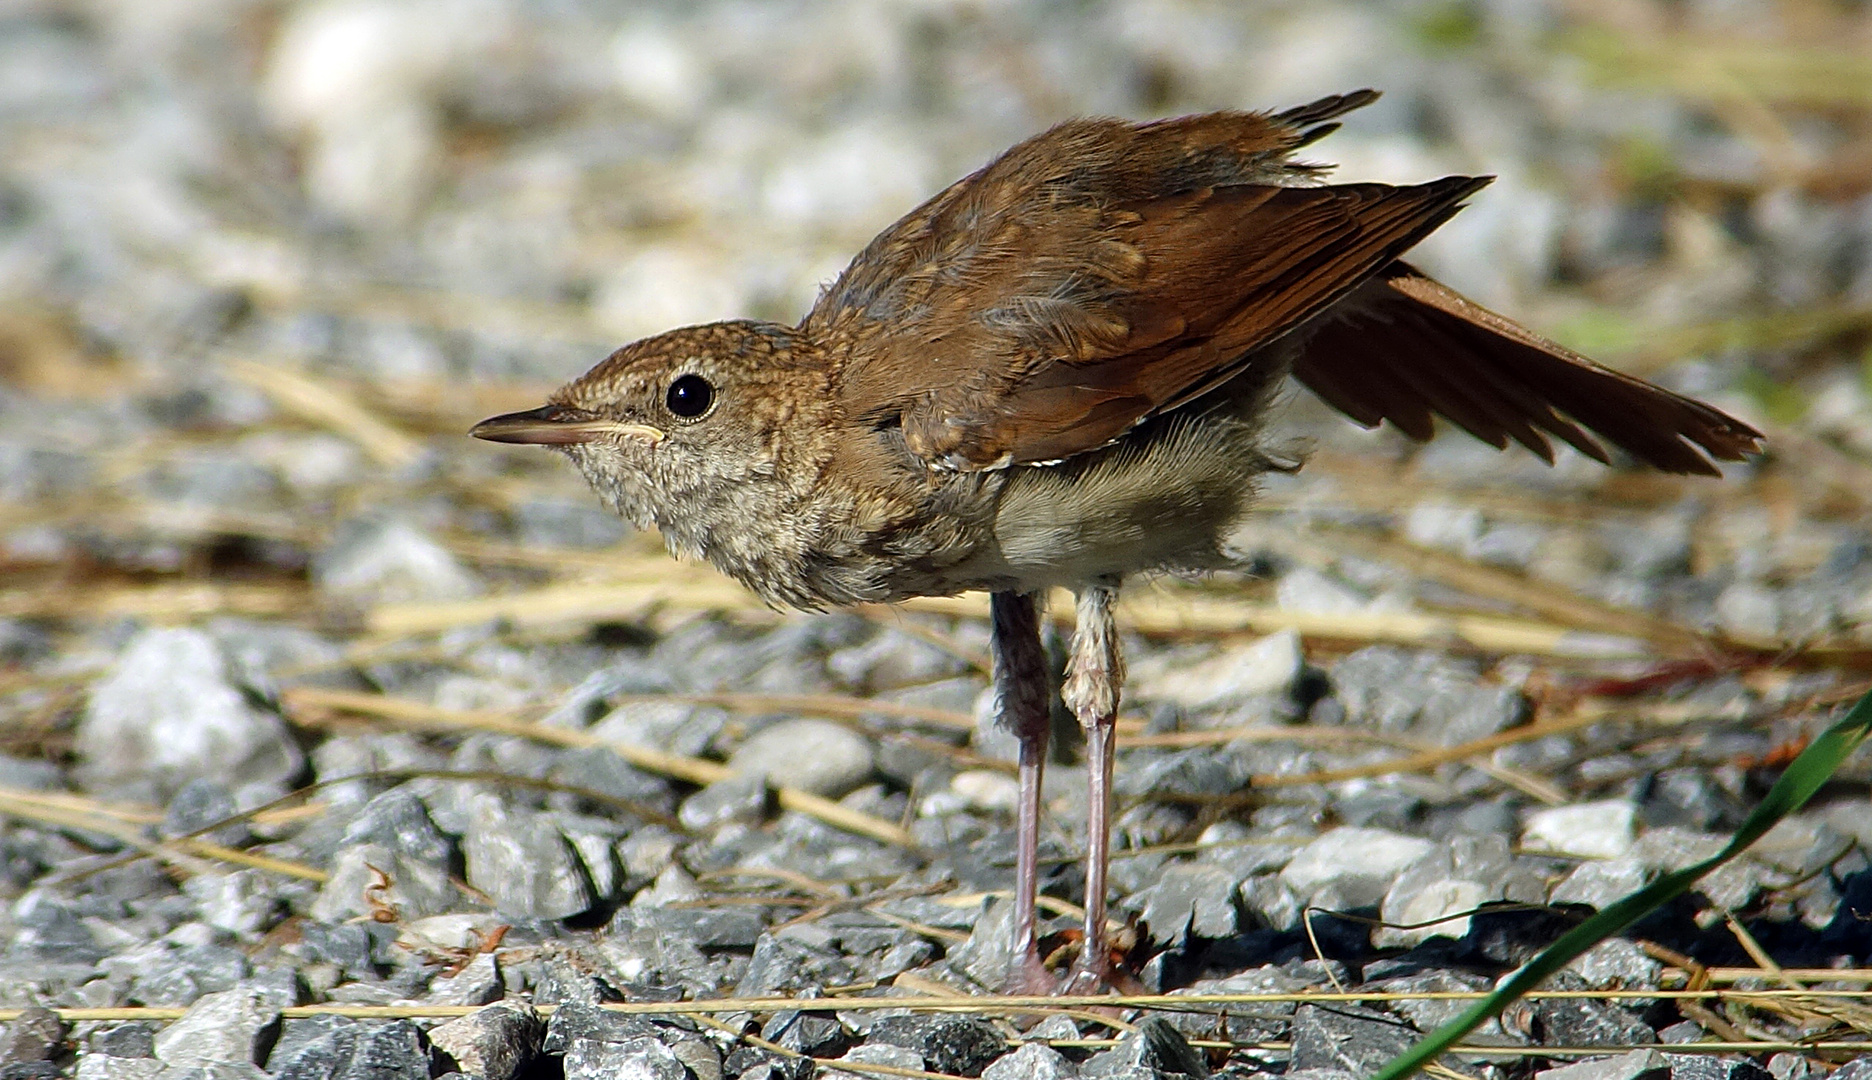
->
[611, 23, 708, 117]
[1279, 826, 1434, 908]
[77, 628, 303, 798]
[729, 717, 875, 797]
[1522, 801, 1637, 860]
[1274, 566, 1371, 614]
[1135, 629, 1303, 708]
[1715, 580, 1781, 640]
[315, 518, 482, 606]
[950, 769, 1020, 813]
[983, 1043, 1075, 1080]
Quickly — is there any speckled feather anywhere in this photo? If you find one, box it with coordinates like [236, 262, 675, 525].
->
[497, 91, 1761, 611]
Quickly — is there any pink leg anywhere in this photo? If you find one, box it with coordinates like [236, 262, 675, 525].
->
[1060, 582, 1123, 993]
[989, 590, 1055, 992]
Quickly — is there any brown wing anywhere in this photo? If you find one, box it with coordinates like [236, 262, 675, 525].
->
[808, 92, 1442, 471]
[1291, 263, 1763, 475]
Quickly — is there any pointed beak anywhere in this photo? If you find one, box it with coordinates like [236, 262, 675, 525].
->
[470, 405, 665, 447]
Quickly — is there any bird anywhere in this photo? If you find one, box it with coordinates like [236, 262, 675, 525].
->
[471, 89, 1761, 993]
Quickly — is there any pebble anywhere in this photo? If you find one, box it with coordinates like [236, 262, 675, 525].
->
[1287, 1004, 1416, 1076]
[679, 773, 771, 832]
[314, 518, 483, 606]
[981, 1043, 1076, 1080]
[867, 1015, 1006, 1078]
[1131, 629, 1304, 708]
[426, 1002, 544, 1080]
[461, 793, 595, 920]
[1521, 800, 1638, 860]
[76, 627, 303, 801]
[1279, 826, 1435, 908]
[1131, 861, 1241, 943]
[1533, 1049, 1670, 1080]
[309, 842, 455, 923]
[1, 1008, 65, 1064]
[728, 718, 875, 797]
[6, 4, 1867, 1077]
[152, 985, 281, 1068]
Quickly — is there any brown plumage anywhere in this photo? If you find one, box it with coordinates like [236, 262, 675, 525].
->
[472, 90, 1761, 993]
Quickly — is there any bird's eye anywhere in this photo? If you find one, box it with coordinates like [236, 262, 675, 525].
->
[665, 374, 715, 419]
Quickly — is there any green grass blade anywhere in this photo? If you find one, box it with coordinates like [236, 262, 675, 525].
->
[1371, 687, 1872, 1080]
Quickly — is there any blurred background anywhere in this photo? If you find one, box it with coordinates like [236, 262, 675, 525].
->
[3, 0, 1872, 1047]
[2, 0, 1871, 739]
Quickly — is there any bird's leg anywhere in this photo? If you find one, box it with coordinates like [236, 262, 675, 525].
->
[989, 590, 1055, 993]
[1061, 580, 1123, 993]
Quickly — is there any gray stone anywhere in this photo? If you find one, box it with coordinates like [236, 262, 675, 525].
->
[1819, 1061, 1872, 1080]
[153, 986, 281, 1067]
[462, 793, 593, 920]
[1279, 827, 1434, 908]
[74, 1058, 166, 1080]
[338, 787, 454, 866]
[93, 1025, 156, 1059]
[1531, 984, 1655, 1049]
[1238, 872, 1300, 931]
[1, 1007, 64, 1063]
[1765, 1054, 1817, 1080]
[312, 1019, 428, 1080]
[760, 1012, 850, 1058]
[868, 1015, 1007, 1077]
[668, 1035, 723, 1080]
[163, 779, 245, 843]
[1288, 1004, 1416, 1075]
[946, 896, 1022, 989]
[680, 773, 770, 832]
[1534, 1049, 1671, 1080]
[734, 932, 856, 997]
[729, 718, 875, 797]
[184, 869, 283, 939]
[1327, 647, 1521, 743]
[426, 1002, 543, 1080]
[550, 748, 675, 813]
[310, 843, 455, 924]
[562, 1037, 687, 1080]
[1139, 1018, 1209, 1079]
[1550, 856, 1650, 910]
[981, 1043, 1075, 1080]
[1568, 938, 1660, 989]
[1668, 1058, 1773, 1080]
[77, 627, 303, 800]
[1376, 834, 1520, 947]
[1131, 862, 1240, 943]
[1364, 969, 1515, 1042]
[425, 952, 503, 1007]
[591, 701, 729, 759]
[830, 1045, 925, 1077]
[540, 1003, 660, 1055]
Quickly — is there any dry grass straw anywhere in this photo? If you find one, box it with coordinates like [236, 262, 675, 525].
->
[281, 687, 916, 848]
[223, 358, 422, 468]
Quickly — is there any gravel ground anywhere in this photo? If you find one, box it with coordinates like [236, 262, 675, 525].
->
[2, 1, 1872, 1079]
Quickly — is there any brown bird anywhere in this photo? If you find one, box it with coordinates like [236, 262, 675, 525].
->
[472, 90, 1760, 992]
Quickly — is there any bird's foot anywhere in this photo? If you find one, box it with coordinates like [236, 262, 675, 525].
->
[1003, 950, 1061, 996]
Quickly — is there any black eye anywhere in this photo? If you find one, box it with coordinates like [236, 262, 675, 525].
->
[665, 374, 714, 419]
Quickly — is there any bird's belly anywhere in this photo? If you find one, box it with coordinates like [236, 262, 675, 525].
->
[972, 409, 1272, 591]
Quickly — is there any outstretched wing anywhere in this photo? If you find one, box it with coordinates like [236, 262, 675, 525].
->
[1289, 264, 1763, 475]
[809, 91, 1446, 470]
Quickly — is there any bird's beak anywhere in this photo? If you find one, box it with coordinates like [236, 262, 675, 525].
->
[470, 405, 665, 447]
